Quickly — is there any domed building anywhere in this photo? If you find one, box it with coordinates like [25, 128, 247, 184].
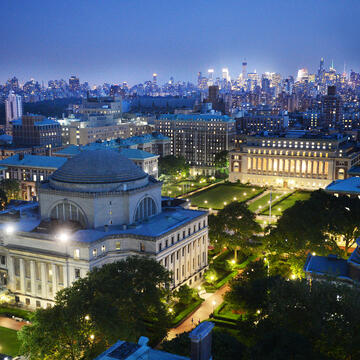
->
[0, 149, 208, 309]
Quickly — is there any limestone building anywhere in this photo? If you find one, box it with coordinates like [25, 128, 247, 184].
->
[0, 149, 208, 309]
[229, 133, 360, 189]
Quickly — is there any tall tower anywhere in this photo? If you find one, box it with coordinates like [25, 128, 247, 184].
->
[5, 91, 22, 135]
[319, 57, 324, 73]
[152, 73, 157, 84]
[242, 59, 247, 82]
[222, 68, 230, 82]
[207, 69, 214, 86]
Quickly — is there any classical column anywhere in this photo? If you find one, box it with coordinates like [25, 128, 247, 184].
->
[7, 256, 14, 291]
[41, 263, 47, 299]
[52, 264, 57, 299]
[30, 261, 36, 296]
[19, 258, 25, 293]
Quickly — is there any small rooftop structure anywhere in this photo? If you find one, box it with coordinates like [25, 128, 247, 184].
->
[325, 177, 360, 196]
[95, 322, 214, 360]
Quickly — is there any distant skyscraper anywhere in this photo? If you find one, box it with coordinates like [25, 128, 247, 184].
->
[322, 86, 343, 128]
[5, 91, 22, 135]
[207, 69, 214, 86]
[69, 76, 80, 91]
[222, 68, 230, 82]
[152, 73, 157, 84]
[297, 68, 308, 82]
[242, 60, 247, 81]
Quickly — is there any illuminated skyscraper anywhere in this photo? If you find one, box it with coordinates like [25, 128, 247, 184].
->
[152, 73, 157, 84]
[297, 68, 309, 82]
[207, 69, 214, 86]
[242, 60, 247, 81]
[5, 91, 22, 135]
[222, 68, 230, 82]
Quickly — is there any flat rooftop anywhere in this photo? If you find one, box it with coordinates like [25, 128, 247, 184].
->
[0, 204, 206, 243]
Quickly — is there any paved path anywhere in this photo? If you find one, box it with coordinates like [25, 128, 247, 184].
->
[167, 284, 229, 340]
[0, 315, 28, 331]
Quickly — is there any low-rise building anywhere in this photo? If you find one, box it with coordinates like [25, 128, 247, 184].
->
[0, 149, 209, 309]
[0, 154, 67, 200]
[229, 132, 360, 189]
[12, 115, 62, 148]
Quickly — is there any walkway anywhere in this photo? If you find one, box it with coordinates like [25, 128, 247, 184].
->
[0, 315, 28, 331]
[167, 284, 229, 340]
[177, 180, 224, 200]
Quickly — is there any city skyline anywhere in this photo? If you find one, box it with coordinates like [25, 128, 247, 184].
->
[1, 0, 360, 85]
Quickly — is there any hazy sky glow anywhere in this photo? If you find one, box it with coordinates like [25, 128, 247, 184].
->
[1, 0, 360, 85]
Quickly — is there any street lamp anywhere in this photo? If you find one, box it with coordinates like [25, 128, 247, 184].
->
[212, 300, 216, 312]
[4, 224, 15, 235]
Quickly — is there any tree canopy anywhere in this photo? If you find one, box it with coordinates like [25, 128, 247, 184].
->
[226, 275, 360, 359]
[263, 190, 360, 276]
[209, 202, 261, 258]
[0, 179, 20, 201]
[158, 155, 189, 176]
[19, 257, 172, 360]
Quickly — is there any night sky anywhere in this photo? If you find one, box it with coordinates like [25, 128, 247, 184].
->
[1, 0, 360, 85]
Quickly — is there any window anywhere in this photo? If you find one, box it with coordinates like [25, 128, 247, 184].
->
[165, 240, 168, 248]
[116, 241, 121, 250]
[74, 249, 80, 259]
[134, 197, 156, 222]
[140, 243, 145, 252]
[158, 243, 162, 252]
[36, 300, 41, 308]
[26, 298, 30, 306]
[75, 268, 81, 279]
[50, 202, 86, 227]
[92, 249, 97, 257]
[101, 245, 106, 253]
[0, 255, 5, 265]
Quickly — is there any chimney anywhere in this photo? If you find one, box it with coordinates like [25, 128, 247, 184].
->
[189, 322, 214, 360]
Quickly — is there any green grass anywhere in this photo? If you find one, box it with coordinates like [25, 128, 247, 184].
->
[162, 179, 218, 197]
[0, 326, 21, 357]
[262, 191, 311, 216]
[248, 191, 284, 213]
[188, 183, 263, 210]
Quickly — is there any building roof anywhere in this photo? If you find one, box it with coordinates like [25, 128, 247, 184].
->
[117, 132, 170, 147]
[119, 148, 158, 160]
[51, 149, 147, 184]
[54, 145, 157, 160]
[53, 145, 81, 157]
[158, 113, 234, 123]
[348, 166, 360, 176]
[73, 207, 207, 243]
[304, 254, 350, 279]
[95, 339, 188, 360]
[0, 154, 67, 169]
[325, 177, 360, 195]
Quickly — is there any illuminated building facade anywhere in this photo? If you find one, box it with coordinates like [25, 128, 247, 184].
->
[155, 114, 236, 168]
[229, 133, 360, 189]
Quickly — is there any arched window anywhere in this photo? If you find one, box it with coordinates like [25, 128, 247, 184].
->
[134, 197, 156, 222]
[50, 202, 87, 227]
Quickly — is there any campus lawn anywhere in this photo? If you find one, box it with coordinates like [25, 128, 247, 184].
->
[262, 190, 312, 216]
[247, 191, 284, 213]
[162, 179, 215, 197]
[0, 326, 21, 357]
[188, 183, 262, 209]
